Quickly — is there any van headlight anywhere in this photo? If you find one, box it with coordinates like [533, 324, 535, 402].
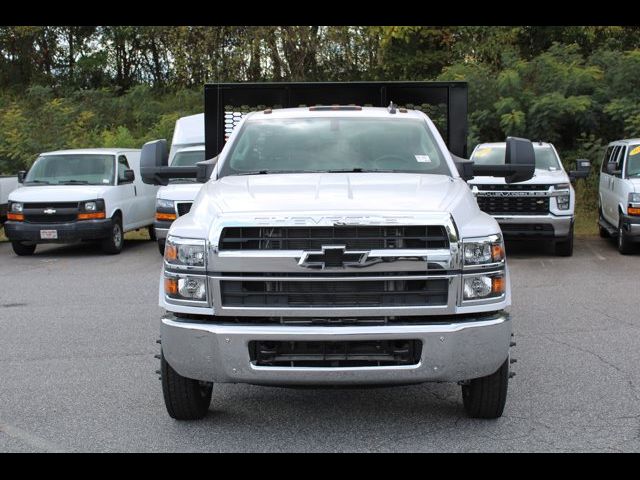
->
[462, 235, 505, 266]
[164, 236, 206, 268]
[10, 201, 23, 213]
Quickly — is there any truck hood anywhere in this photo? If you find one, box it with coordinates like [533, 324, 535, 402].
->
[205, 173, 472, 214]
[468, 168, 568, 186]
[8, 185, 111, 202]
[157, 183, 203, 202]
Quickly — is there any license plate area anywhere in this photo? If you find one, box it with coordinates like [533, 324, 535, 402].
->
[249, 339, 422, 367]
[40, 230, 58, 239]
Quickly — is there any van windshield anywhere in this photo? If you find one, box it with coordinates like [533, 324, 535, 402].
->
[220, 117, 451, 176]
[626, 145, 640, 177]
[471, 145, 561, 170]
[171, 150, 205, 167]
[25, 154, 115, 185]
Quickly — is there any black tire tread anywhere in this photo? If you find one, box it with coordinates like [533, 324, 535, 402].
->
[11, 241, 36, 256]
[101, 216, 123, 255]
[618, 219, 634, 255]
[462, 358, 509, 419]
[161, 351, 212, 420]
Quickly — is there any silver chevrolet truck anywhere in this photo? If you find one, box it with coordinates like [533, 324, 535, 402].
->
[141, 82, 536, 421]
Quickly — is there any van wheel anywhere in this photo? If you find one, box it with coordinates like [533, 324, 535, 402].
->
[555, 226, 574, 256]
[161, 350, 212, 420]
[461, 358, 509, 419]
[618, 219, 633, 255]
[148, 226, 156, 241]
[101, 216, 123, 254]
[158, 239, 166, 256]
[11, 241, 36, 256]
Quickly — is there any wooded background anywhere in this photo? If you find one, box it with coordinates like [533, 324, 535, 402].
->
[1, 25, 639, 223]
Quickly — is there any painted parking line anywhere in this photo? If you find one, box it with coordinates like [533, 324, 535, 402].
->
[0, 422, 67, 453]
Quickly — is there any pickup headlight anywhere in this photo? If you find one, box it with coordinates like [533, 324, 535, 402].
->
[462, 235, 505, 266]
[10, 201, 23, 213]
[157, 198, 175, 210]
[463, 273, 505, 300]
[164, 275, 207, 301]
[164, 236, 206, 268]
[556, 195, 570, 210]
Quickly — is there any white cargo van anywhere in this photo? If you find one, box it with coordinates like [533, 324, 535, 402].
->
[154, 114, 206, 254]
[4, 148, 158, 255]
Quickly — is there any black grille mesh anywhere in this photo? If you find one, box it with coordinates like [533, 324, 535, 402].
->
[476, 196, 550, 215]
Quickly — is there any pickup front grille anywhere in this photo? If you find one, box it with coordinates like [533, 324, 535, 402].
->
[250, 339, 422, 367]
[176, 202, 192, 217]
[476, 196, 550, 215]
[218, 225, 449, 250]
[476, 184, 551, 191]
[220, 279, 449, 308]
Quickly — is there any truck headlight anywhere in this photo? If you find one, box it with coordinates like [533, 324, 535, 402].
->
[164, 275, 207, 301]
[164, 236, 206, 268]
[157, 198, 175, 210]
[556, 195, 570, 210]
[10, 202, 23, 213]
[463, 274, 505, 300]
[462, 235, 504, 266]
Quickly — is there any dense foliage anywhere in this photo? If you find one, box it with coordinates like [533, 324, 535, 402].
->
[1, 26, 640, 207]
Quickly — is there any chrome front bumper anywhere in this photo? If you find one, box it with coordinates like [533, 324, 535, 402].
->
[161, 311, 511, 385]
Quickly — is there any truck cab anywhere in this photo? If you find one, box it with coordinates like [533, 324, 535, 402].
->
[598, 138, 640, 254]
[468, 142, 590, 256]
[4, 148, 158, 255]
[142, 82, 536, 421]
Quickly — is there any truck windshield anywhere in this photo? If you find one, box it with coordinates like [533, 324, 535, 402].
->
[471, 145, 561, 170]
[171, 150, 205, 167]
[220, 117, 450, 176]
[626, 145, 640, 177]
[24, 154, 115, 185]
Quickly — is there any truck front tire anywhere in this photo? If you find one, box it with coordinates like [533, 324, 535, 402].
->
[101, 216, 123, 255]
[11, 241, 36, 256]
[158, 239, 166, 256]
[461, 357, 509, 419]
[161, 350, 212, 420]
[555, 226, 574, 256]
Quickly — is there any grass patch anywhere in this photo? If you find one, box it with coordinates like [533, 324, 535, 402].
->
[0, 227, 6, 242]
[574, 206, 598, 237]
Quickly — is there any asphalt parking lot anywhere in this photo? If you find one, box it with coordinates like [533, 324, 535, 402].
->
[1, 235, 639, 452]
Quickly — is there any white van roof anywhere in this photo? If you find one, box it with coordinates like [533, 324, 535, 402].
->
[41, 148, 140, 156]
[172, 113, 204, 147]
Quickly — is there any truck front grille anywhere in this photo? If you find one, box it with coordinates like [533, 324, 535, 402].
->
[250, 339, 422, 367]
[220, 279, 449, 308]
[476, 184, 551, 191]
[476, 196, 550, 215]
[218, 225, 449, 250]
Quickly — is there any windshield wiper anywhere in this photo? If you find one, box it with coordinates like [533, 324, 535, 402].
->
[58, 180, 90, 185]
[325, 168, 397, 173]
[25, 180, 50, 184]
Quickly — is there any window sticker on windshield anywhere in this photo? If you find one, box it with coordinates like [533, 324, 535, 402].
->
[415, 155, 431, 163]
[630, 146, 640, 156]
[103, 179, 110, 184]
[474, 147, 492, 158]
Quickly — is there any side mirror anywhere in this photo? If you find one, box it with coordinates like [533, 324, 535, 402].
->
[606, 161, 620, 176]
[471, 137, 536, 183]
[569, 159, 590, 181]
[121, 169, 135, 183]
[140, 139, 169, 185]
[17, 171, 26, 183]
[196, 156, 218, 183]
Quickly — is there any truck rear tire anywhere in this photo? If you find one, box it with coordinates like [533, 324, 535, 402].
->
[101, 216, 123, 255]
[555, 226, 574, 256]
[11, 241, 36, 256]
[618, 219, 634, 255]
[161, 350, 212, 420]
[461, 357, 509, 419]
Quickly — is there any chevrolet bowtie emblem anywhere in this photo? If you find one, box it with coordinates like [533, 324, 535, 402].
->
[298, 245, 369, 269]
[43, 208, 56, 214]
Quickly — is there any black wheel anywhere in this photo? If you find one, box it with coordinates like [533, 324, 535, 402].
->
[158, 239, 166, 256]
[101, 216, 124, 255]
[462, 358, 509, 419]
[555, 226, 574, 256]
[598, 208, 609, 238]
[11, 241, 36, 256]
[148, 226, 157, 241]
[161, 350, 212, 420]
[618, 218, 634, 255]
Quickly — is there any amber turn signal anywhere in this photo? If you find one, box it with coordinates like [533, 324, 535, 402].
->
[77, 212, 106, 220]
[628, 207, 640, 216]
[164, 277, 178, 295]
[491, 276, 506, 295]
[7, 213, 24, 221]
[491, 244, 505, 262]
[156, 212, 177, 221]
[164, 243, 177, 261]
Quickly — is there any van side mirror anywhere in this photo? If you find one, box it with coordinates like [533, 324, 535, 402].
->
[471, 137, 536, 183]
[606, 161, 620, 176]
[196, 156, 218, 183]
[569, 159, 590, 181]
[121, 169, 135, 184]
[17, 171, 26, 183]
